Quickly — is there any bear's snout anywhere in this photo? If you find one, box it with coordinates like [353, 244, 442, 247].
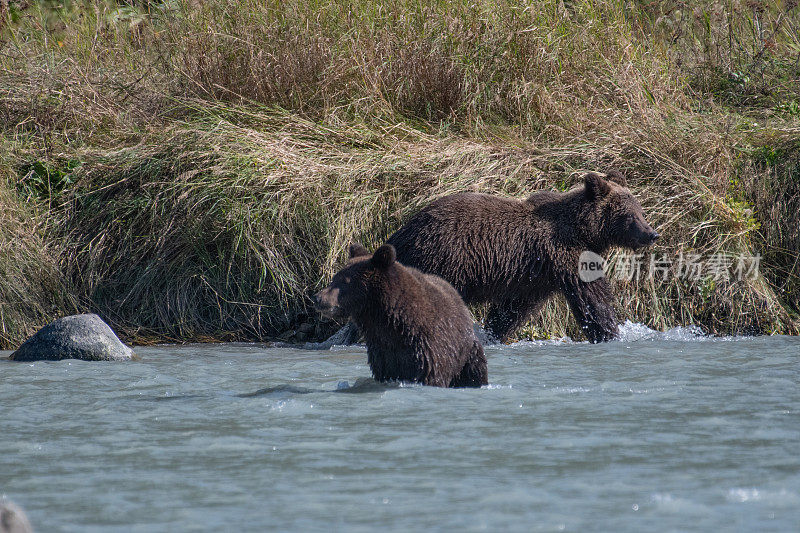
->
[629, 220, 660, 249]
[633, 230, 659, 249]
[314, 287, 342, 318]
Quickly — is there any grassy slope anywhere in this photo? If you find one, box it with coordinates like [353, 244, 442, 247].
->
[0, 0, 798, 347]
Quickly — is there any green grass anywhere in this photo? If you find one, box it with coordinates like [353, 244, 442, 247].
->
[0, 0, 799, 347]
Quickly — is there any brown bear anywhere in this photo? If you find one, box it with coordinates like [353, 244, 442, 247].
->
[314, 243, 488, 388]
[385, 171, 659, 343]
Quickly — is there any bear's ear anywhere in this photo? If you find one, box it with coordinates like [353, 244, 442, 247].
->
[372, 244, 397, 269]
[605, 170, 628, 187]
[348, 243, 370, 259]
[584, 172, 612, 200]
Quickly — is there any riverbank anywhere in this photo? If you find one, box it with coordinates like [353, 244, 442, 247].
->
[1, 1, 799, 348]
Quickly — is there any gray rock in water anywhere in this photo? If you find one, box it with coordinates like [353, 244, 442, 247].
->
[303, 322, 362, 350]
[9, 314, 135, 362]
[0, 500, 33, 533]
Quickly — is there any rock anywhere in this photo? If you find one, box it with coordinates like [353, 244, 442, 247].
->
[303, 322, 362, 350]
[277, 329, 296, 342]
[296, 322, 315, 335]
[324, 322, 362, 346]
[9, 314, 135, 362]
[0, 500, 33, 533]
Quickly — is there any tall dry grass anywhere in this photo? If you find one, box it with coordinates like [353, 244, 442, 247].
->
[0, 0, 798, 346]
[0, 148, 76, 346]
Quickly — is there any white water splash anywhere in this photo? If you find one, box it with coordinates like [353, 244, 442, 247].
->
[615, 320, 707, 342]
[489, 320, 747, 348]
[307, 319, 742, 351]
[727, 488, 761, 502]
[726, 488, 800, 506]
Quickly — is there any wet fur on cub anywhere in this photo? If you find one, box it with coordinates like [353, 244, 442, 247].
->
[314, 244, 487, 388]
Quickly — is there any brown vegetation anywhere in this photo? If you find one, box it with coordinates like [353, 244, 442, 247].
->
[0, 0, 798, 347]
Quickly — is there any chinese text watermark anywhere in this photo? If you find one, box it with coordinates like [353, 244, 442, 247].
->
[579, 251, 760, 282]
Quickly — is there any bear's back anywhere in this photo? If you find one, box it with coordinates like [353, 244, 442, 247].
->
[375, 263, 475, 338]
[387, 192, 549, 303]
[410, 267, 475, 324]
[406, 192, 529, 223]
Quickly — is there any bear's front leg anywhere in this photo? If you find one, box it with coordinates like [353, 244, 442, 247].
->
[563, 277, 618, 343]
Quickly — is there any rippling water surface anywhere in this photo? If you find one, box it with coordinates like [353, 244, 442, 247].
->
[2, 324, 799, 532]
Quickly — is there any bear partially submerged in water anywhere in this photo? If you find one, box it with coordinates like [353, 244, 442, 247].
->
[386, 171, 659, 343]
[314, 244, 487, 388]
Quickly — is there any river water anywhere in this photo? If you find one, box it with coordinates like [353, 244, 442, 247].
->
[2, 323, 799, 532]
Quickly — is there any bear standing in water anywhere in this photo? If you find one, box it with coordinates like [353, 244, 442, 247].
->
[386, 171, 659, 343]
[314, 244, 487, 388]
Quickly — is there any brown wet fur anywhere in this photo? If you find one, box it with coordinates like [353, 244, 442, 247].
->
[386, 171, 659, 343]
[314, 244, 487, 388]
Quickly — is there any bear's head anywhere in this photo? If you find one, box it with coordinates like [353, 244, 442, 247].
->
[581, 171, 659, 252]
[314, 243, 397, 320]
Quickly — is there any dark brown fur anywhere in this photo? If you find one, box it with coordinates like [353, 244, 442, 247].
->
[386, 171, 659, 343]
[314, 244, 487, 387]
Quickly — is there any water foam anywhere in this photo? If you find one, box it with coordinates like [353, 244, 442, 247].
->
[726, 487, 800, 505]
[615, 320, 707, 342]
[304, 319, 741, 352]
